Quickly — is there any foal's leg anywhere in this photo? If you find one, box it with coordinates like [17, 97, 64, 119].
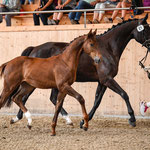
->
[12, 83, 35, 129]
[80, 82, 107, 128]
[51, 92, 66, 136]
[0, 81, 19, 109]
[64, 85, 89, 130]
[50, 88, 73, 125]
[105, 78, 136, 127]
[10, 89, 35, 124]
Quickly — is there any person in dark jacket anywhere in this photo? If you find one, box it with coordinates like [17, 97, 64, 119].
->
[33, 0, 55, 25]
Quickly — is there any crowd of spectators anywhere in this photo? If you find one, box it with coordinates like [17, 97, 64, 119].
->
[0, 0, 148, 26]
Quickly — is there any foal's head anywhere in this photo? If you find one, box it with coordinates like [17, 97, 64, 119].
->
[83, 29, 101, 64]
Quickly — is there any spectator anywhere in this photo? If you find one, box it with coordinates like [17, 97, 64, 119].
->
[132, 0, 144, 15]
[140, 101, 150, 116]
[143, 0, 150, 7]
[92, 0, 119, 24]
[68, 0, 98, 24]
[0, 0, 21, 26]
[33, 0, 55, 25]
[104, 0, 127, 23]
[20, 0, 34, 5]
[48, 0, 76, 25]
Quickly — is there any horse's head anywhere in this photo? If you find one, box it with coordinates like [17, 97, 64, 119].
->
[83, 29, 101, 64]
[132, 14, 150, 50]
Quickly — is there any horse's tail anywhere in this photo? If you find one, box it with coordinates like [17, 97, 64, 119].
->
[21, 46, 34, 56]
[2, 47, 34, 108]
[5, 87, 19, 107]
[0, 62, 8, 78]
[0, 62, 20, 107]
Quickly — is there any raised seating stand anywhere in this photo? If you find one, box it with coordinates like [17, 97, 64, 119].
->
[0, 3, 150, 26]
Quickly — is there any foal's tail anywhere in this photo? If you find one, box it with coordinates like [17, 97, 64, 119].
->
[21, 46, 34, 56]
[0, 46, 34, 108]
[0, 62, 8, 78]
[0, 62, 19, 107]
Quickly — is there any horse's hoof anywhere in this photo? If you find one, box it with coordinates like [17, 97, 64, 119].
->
[10, 119, 15, 124]
[80, 120, 84, 129]
[51, 133, 56, 136]
[27, 125, 32, 130]
[66, 122, 74, 126]
[83, 126, 88, 131]
[10, 117, 19, 124]
[128, 120, 136, 127]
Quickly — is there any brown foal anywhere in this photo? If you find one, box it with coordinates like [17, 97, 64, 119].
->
[0, 29, 101, 136]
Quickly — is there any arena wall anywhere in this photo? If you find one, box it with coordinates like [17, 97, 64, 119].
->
[0, 24, 150, 117]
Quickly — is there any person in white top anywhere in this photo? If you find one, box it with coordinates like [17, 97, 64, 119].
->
[0, 0, 21, 26]
[92, 0, 119, 23]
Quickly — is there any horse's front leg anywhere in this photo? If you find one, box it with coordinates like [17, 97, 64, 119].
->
[80, 82, 107, 128]
[50, 88, 73, 125]
[51, 92, 66, 136]
[10, 89, 35, 124]
[105, 78, 136, 127]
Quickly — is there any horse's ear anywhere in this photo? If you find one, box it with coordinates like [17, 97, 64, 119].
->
[93, 29, 97, 36]
[86, 29, 93, 39]
[89, 29, 92, 34]
[141, 13, 148, 24]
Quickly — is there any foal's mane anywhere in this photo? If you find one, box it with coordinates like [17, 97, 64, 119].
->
[62, 33, 87, 51]
[98, 18, 139, 37]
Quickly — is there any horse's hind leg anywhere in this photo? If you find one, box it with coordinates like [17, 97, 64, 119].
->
[0, 81, 19, 109]
[10, 89, 35, 124]
[50, 88, 73, 125]
[105, 78, 136, 127]
[12, 82, 35, 129]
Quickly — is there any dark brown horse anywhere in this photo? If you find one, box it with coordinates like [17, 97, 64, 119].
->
[9, 14, 150, 128]
[0, 30, 101, 136]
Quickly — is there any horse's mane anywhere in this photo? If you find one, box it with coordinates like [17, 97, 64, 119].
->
[62, 18, 140, 50]
[62, 33, 87, 51]
[97, 18, 139, 37]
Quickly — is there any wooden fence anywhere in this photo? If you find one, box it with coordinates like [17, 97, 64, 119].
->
[0, 24, 150, 117]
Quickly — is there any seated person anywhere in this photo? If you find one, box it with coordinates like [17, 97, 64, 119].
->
[104, 0, 127, 23]
[92, 0, 119, 24]
[48, 0, 76, 25]
[20, 0, 34, 4]
[143, 0, 150, 7]
[33, 0, 55, 25]
[68, 0, 98, 24]
[0, 0, 21, 26]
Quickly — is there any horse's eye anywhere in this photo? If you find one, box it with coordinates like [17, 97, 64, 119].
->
[90, 43, 94, 47]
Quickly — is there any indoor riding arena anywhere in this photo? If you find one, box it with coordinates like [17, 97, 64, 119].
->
[0, 1, 150, 150]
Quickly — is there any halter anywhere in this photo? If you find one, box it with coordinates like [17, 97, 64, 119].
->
[138, 24, 150, 79]
[137, 24, 150, 79]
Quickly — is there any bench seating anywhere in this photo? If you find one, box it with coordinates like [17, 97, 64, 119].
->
[0, 3, 150, 26]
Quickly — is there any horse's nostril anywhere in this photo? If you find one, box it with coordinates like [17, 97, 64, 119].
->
[94, 56, 100, 64]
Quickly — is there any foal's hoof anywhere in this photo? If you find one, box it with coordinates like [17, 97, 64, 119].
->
[128, 120, 136, 127]
[51, 133, 56, 136]
[10, 117, 19, 124]
[66, 122, 74, 126]
[10, 119, 15, 124]
[27, 125, 32, 130]
[80, 120, 84, 129]
[83, 126, 88, 131]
